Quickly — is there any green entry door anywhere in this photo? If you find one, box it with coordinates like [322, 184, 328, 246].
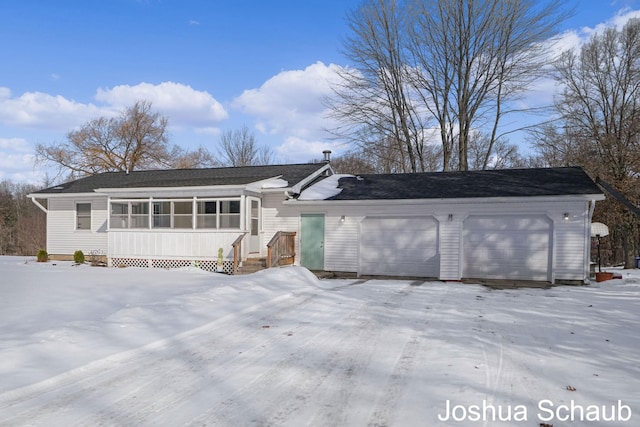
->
[301, 214, 325, 270]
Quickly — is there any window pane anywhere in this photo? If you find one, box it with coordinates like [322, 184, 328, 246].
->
[153, 202, 171, 228]
[110, 215, 128, 229]
[198, 201, 216, 214]
[197, 215, 216, 228]
[174, 201, 192, 215]
[153, 201, 171, 215]
[174, 216, 192, 229]
[220, 214, 240, 228]
[131, 215, 149, 228]
[220, 200, 240, 214]
[77, 203, 91, 214]
[131, 202, 148, 215]
[76, 203, 91, 230]
[77, 216, 91, 230]
[111, 203, 128, 215]
[153, 215, 171, 228]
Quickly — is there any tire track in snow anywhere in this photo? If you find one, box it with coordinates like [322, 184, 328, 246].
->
[366, 282, 451, 427]
[0, 288, 324, 426]
[185, 282, 422, 427]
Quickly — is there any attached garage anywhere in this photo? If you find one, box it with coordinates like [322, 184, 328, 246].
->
[462, 215, 552, 281]
[288, 166, 605, 284]
[359, 216, 439, 277]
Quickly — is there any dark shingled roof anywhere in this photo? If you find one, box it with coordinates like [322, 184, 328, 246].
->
[328, 167, 602, 200]
[32, 163, 327, 194]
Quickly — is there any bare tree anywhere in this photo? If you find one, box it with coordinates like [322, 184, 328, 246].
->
[327, 0, 432, 173]
[36, 100, 215, 178]
[172, 146, 219, 169]
[330, 0, 568, 172]
[217, 126, 274, 167]
[407, 0, 568, 171]
[549, 18, 640, 267]
[464, 132, 525, 170]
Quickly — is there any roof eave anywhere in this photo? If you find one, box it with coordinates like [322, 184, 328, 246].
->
[284, 193, 605, 205]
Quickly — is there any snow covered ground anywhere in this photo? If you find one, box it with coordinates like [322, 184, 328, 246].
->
[0, 256, 638, 426]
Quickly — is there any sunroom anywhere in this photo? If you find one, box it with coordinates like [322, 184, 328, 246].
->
[102, 190, 262, 273]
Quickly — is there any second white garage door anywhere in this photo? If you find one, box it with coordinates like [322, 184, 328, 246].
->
[360, 216, 439, 277]
[463, 215, 552, 281]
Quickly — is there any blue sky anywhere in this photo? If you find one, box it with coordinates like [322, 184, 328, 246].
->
[1, 0, 640, 185]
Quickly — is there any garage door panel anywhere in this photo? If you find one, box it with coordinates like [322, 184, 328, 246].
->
[463, 215, 551, 281]
[360, 216, 439, 277]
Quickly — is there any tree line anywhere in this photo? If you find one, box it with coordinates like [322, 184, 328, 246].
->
[0, 181, 46, 256]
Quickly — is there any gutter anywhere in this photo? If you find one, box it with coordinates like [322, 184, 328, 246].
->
[27, 195, 48, 213]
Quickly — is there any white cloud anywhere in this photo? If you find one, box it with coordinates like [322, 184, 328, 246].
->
[95, 82, 228, 127]
[194, 127, 222, 136]
[585, 8, 640, 36]
[0, 137, 31, 152]
[0, 82, 228, 134]
[0, 138, 44, 184]
[233, 62, 343, 140]
[0, 88, 102, 131]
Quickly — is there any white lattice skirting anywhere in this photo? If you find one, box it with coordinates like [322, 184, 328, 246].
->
[110, 257, 234, 274]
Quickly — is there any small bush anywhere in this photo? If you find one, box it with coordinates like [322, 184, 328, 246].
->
[73, 250, 85, 264]
[36, 249, 48, 262]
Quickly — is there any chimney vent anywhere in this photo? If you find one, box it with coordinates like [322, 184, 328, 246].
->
[323, 150, 332, 163]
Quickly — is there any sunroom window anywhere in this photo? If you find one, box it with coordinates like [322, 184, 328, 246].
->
[110, 202, 128, 228]
[110, 198, 241, 230]
[197, 201, 217, 228]
[130, 201, 149, 228]
[152, 201, 171, 228]
[110, 201, 149, 229]
[220, 200, 241, 228]
[173, 201, 193, 229]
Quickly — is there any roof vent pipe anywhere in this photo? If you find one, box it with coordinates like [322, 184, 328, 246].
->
[323, 150, 332, 163]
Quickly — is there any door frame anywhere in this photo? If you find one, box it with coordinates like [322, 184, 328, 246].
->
[247, 197, 261, 254]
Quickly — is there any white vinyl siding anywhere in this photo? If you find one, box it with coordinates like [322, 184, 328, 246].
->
[281, 197, 595, 283]
[108, 231, 241, 260]
[47, 197, 108, 255]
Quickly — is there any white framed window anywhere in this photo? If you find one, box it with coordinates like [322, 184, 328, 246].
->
[76, 202, 91, 230]
[109, 197, 242, 230]
[220, 200, 241, 228]
[173, 201, 193, 229]
[197, 200, 217, 228]
[110, 202, 128, 228]
[130, 201, 149, 228]
[153, 201, 172, 228]
[110, 200, 149, 229]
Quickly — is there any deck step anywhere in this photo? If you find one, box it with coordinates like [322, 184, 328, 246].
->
[235, 257, 267, 275]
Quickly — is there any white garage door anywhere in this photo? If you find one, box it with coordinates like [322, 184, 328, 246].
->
[463, 215, 552, 281]
[360, 216, 439, 277]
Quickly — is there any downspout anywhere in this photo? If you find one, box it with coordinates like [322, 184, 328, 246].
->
[29, 196, 48, 213]
[586, 200, 597, 281]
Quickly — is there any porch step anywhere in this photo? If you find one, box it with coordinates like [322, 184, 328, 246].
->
[236, 257, 267, 275]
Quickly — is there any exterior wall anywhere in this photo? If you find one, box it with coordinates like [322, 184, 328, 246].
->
[44, 191, 596, 282]
[108, 230, 242, 260]
[47, 196, 108, 256]
[280, 197, 596, 283]
[552, 200, 594, 282]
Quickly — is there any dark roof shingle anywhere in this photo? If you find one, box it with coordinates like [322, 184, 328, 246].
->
[33, 163, 327, 194]
[328, 167, 602, 200]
